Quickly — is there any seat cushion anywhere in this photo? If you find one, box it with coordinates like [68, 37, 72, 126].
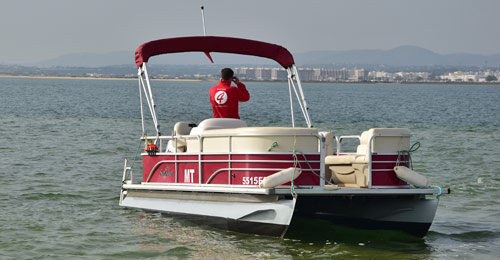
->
[359, 128, 411, 153]
[325, 154, 368, 165]
[359, 128, 411, 145]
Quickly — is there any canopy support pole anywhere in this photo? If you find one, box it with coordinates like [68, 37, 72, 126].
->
[287, 65, 313, 128]
[138, 63, 161, 141]
[287, 72, 295, 128]
[138, 70, 145, 136]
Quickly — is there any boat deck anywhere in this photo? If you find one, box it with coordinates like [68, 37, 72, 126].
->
[122, 183, 449, 196]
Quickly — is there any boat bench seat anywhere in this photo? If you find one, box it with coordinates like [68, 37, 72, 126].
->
[187, 126, 321, 153]
[168, 119, 246, 153]
[325, 128, 411, 188]
[170, 119, 333, 155]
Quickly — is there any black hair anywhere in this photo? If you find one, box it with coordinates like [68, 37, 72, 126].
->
[221, 68, 234, 80]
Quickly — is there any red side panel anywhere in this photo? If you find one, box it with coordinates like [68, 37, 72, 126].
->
[202, 154, 229, 184]
[143, 153, 321, 186]
[371, 154, 409, 186]
[143, 155, 176, 183]
[372, 171, 408, 186]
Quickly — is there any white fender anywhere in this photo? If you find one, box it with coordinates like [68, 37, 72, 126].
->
[394, 166, 430, 186]
[259, 167, 302, 188]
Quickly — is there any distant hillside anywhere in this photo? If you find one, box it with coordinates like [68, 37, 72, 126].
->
[37, 51, 132, 67]
[294, 46, 500, 67]
[36, 52, 272, 67]
[35, 46, 500, 68]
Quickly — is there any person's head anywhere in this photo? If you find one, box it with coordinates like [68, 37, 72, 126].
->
[221, 68, 234, 81]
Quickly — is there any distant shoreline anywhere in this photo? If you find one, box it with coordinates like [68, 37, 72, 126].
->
[0, 74, 204, 82]
[0, 74, 498, 85]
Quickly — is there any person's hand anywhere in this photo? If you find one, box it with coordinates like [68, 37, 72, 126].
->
[232, 76, 240, 84]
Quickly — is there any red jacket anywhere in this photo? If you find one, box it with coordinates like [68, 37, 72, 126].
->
[210, 80, 250, 119]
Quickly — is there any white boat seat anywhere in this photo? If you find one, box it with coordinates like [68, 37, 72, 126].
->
[359, 128, 411, 153]
[319, 131, 334, 156]
[173, 121, 196, 136]
[167, 121, 196, 153]
[325, 128, 411, 188]
[325, 154, 367, 164]
[190, 118, 247, 135]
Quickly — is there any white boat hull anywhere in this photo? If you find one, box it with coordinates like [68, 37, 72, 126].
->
[120, 187, 439, 237]
[120, 190, 296, 237]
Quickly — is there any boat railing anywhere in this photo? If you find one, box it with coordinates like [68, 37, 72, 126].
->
[120, 158, 142, 204]
[145, 131, 323, 154]
[141, 131, 328, 188]
[335, 135, 362, 155]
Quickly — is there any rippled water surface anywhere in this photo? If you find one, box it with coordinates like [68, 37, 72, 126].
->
[0, 77, 499, 259]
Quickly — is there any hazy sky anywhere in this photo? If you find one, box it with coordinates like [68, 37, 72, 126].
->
[1, 0, 499, 64]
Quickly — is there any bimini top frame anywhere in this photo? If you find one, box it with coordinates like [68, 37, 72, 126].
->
[135, 36, 313, 139]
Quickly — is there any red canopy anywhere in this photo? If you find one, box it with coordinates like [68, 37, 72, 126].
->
[134, 36, 295, 68]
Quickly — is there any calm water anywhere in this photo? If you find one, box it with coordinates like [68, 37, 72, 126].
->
[0, 77, 499, 259]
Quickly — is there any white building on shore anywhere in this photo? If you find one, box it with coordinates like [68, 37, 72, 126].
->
[441, 72, 479, 82]
[235, 67, 500, 83]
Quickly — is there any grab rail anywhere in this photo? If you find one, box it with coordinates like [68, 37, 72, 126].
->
[335, 135, 361, 154]
[144, 132, 322, 154]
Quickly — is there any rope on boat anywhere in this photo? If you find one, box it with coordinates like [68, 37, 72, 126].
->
[290, 153, 298, 198]
[290, 137, 298, 198]
[288, 134, 338, 195]
[125, 137, 145, 183]
[296, 151, 336, 186]
[131, 138, 145, 170]
[396, 141, 420, 170]
[267, 139, 297, 197]
[396, 142, 443, 198]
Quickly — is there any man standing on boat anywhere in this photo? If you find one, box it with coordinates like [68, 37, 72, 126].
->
[210, 68, 250, 119]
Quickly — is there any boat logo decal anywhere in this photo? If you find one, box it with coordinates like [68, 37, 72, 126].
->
[215, 91, 228, 104]
[159, 168, 174, 177]
[184, 169, 195, 183]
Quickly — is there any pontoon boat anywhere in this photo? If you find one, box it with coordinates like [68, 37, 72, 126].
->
[119, 36, 448, 237]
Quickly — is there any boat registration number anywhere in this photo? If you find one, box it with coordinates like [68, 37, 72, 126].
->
[242, 176, 264, 185]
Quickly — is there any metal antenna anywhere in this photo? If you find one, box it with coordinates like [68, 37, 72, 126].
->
[200, 6, 207, 36]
